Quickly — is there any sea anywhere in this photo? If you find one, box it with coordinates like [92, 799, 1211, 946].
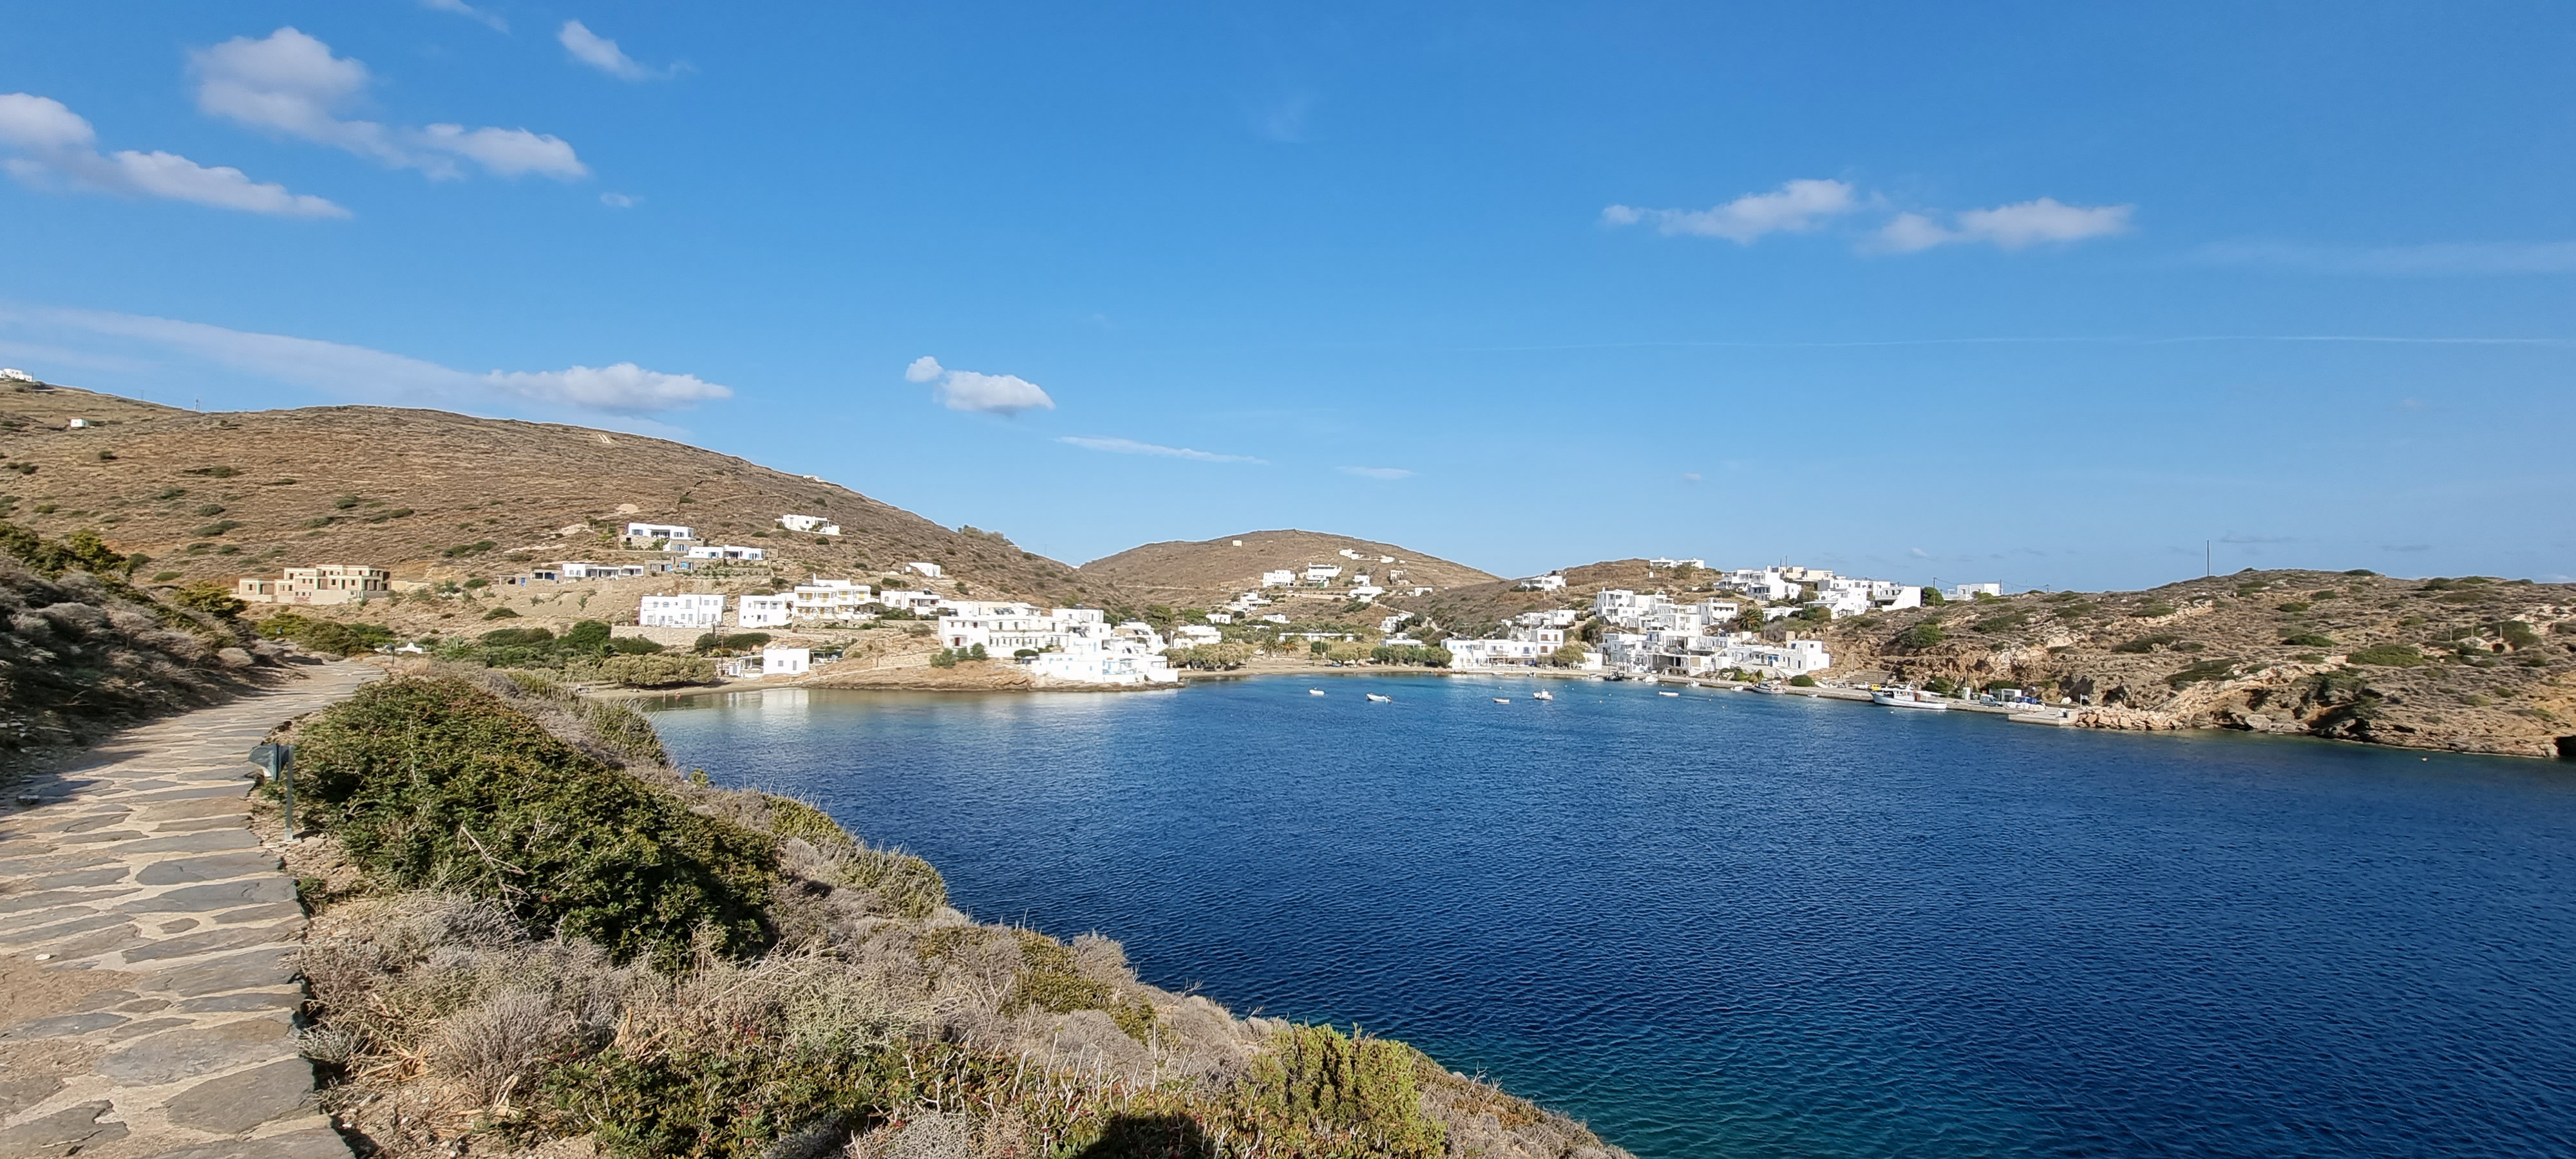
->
[643, 674, 2576, 1158]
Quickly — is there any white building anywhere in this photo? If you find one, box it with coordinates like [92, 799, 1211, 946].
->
[1349, 585, 1385, 601]
[1378, 612, 1415, 634]
[1648, 558, 1706, 570]
[1948, 582, 2004, 601]
[557, 561, 649, 580]
[1173, 624, 1224, 646]
[1260, 570, 1296, 588]
[1260, 612, 1291, 625]
[686, 545, 767, 561]
[1809, 578, 1926, 618]
[1719, 568, 1803, 602]
[932, 605, 1178, 684]
[1517, 574, 1567, 592]
[1303, 563, 1342, 584]
[1207, 610, 1236, 625]
[737, 594, 794, 628]
[790, 580, 875, 623]
[761, 646, 811, 676]
[640, 594, 726, 628]
[1446, 636, 1598, 670]
[625, 522, 694, 543]
[876, 589, 945, 616]
[904, 561, 945, 579]
[778, 514, 842, 536]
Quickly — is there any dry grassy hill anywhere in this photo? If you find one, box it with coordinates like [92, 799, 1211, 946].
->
[0, 381, 1104, 607]
[1079, 529, 1498, 603]
[1812, 569, 2576, 759]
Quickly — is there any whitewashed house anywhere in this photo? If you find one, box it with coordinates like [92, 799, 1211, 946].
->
[625, 522, 695, 549]
[1173, 624, 1224, 646]
[640, 594, 726, 628]
[1206, 610, 1236, 625]
[761, 646, 811, 676]
[686, 545, 767, 561]
[778, 514, 842, 535]
[737, 594, 794, 628]
[876, 589, 945, 616]
[904, 561, 944, 579]
[1948, 583, 2004, 601]
[1302, 563, 1342, 585]
[790, 580, 875, 623]
[1260, 570, 1296, 588]
[1648, 558, 1706, 570]
[1517, 574, 1567, 592]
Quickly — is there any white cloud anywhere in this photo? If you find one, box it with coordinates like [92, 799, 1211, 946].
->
[419, 0, 506, 32]
[2190, 239, 2576, 276]
[1877, 197, 2133, 252]
[599, 192, 638, 209]
[559, 21, 675, 81]
[1602, 178, 1859, 243]
[1057, 437, 1264, 464]
[484, 363, 729, 413]
[191, 28, 587, 181]
[1339, 466, 1412, 480]
[0, 92, 346, 218]
[902, 356, 1054, 415]
[0, 305, 728, 417]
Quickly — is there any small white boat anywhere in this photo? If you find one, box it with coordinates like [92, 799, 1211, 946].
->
[1531, 690, 1555, 701]
[1307, 688, 1326, 697]
[1872, 686, 1949, 711]
[1492, 697, 1511, 704]
[1750, 681, 1788, 695]
[1658, 690, 1680, 697]
[1365, 693, 1392, 703]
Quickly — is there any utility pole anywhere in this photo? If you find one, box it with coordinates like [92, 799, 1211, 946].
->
[2206, 540, 2212, 578]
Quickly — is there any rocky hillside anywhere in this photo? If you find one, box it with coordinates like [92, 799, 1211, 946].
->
[1378, 558, 1710, 638]
[1811, 569, 2576, 759]
[0, 381, 1104, 607]
[0, 521, 296, 769]
[1081, 529, 1499, 602]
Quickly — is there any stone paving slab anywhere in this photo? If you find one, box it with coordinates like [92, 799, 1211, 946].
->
[0, 663, 377, 1159]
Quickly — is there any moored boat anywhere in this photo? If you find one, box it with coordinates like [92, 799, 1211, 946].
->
[1308, 688, 1326, 697]
[1871, 686, 1949, 710]
[1750, 680, 1788, 694]
[1531, 690, 1555, 701]
[1365, 693, 1392, 703]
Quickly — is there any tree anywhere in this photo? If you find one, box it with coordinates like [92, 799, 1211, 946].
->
[1897, 621, 1946, 649]
[1310, 640, 1330, 656]
[1732, 605, 1768, 633]
[1921, 588, 1947, 605]
[1550, 642, 1588, 667]
[969, 643, 987, 661]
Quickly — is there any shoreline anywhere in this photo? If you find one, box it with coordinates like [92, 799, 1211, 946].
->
[612, 661, 2570, 764]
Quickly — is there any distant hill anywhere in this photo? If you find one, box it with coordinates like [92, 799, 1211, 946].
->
[1078, 529, 1499, 603]
[0, 382, 1100, 606]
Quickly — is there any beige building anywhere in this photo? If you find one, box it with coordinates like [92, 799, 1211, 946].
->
[235, 564, 392, 605]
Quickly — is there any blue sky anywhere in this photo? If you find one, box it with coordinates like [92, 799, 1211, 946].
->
[3, 3, 2571, 589]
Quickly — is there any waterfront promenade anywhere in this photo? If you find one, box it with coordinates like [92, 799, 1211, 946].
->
[0, 662, 377, 1159]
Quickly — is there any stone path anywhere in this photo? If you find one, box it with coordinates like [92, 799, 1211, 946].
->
[0, 663, 379, 1159]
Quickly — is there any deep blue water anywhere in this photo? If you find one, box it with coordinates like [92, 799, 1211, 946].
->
[643, 675, 2576, 1157]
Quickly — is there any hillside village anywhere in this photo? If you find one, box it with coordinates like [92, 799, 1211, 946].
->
[6, 379, 2573, 758]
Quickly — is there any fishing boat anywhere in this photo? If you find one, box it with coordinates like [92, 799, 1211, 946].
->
[1658, 690, 1681, 697]
[1531, 689, 1555, 701]
[1871, 686, 1949, 711]
[1365, 693, 1392, 703]
[1749, 680, 1788, 694]
[1307, 688, 1326, 697]
[1492, 697, 1511, 704]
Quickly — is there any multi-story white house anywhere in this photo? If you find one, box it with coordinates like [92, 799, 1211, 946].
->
[737, 594, 794, 628]
[623, 523, 696, 551]
[1948, 582, 2003, 601]
[1260, 570, 1296, 588]
[1809, 578, 1925, 618]
[1516, 574, 1567, 591]
[556, 561, 649, 580]
[686, 545, 766, 561]
[1303, 563, 1342, 585]
[1172, 624, 1224, 646]
[876, 589, 945, 616]
[234, 564, 391, 606]
[790, 580, 875, 623]
[777, 514, 842, 536]
[639, 594, 726, 628]
[1719, 568, 1803, 602]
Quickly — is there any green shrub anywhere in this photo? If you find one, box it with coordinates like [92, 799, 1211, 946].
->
[290, 677, 778, 966]
[1011, 930, 1113, 1013]
[2347, 644, 2425, 667]
[692, 632, 771, 654]
[481, 626, 556, 647]
[1972, 610, 2030, 633]
[1238, 1024, 1446, 1159]
[592, 653, 719, 688]
[2111, 634, 2175, 654]
[171, 581, 247, 620]
[482, 607, 520, 620]
[928, 649, 957, 668]
[2499, 621, 2541, 649]
[256, 612, 393, 655]
[1896, 622, 1946, 649]
[1788, 674, 1817, 687]
[2282, 632, 2336, 648]
[2277, 601, 2312, 613]
[2135, 603, 2176, 618]
[835, 847, 947, 919]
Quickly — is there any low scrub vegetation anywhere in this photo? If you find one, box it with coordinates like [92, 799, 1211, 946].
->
[2347, 643, 2427, 667]
[281, 668, 1620, 1158]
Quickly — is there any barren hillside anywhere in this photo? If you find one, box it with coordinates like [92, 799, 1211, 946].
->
[1079, 528, 1498, 602]
[0, 381, 1103, 606]
[1812, 569, 2576, 759]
